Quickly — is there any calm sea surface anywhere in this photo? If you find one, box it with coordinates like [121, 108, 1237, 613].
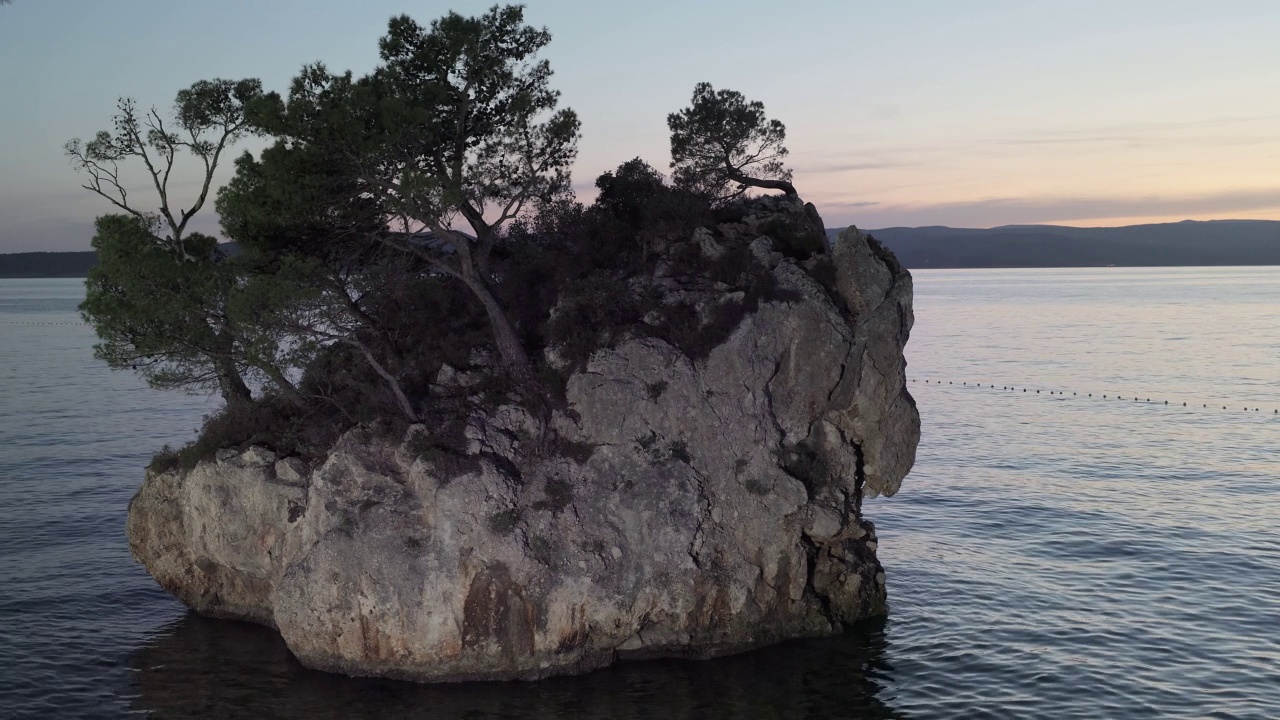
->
[1, 268, 1278, 719]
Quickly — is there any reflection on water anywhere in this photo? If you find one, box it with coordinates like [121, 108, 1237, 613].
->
[129, 614, 904, 719]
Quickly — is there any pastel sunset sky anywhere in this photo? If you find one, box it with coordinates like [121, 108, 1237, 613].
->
[1, 0, 1278, 251]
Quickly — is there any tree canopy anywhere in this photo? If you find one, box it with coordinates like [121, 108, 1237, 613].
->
[68, 6, 828, 471]
[65, 79, 262, 259]
[594, 157, 667, 228]
[235, 5, 580, 383]
[668, 82, 795, 202]
[67, 79, 265, 404]
[80, 215, 253, 401]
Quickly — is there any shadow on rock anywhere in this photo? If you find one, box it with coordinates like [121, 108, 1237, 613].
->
[128, 612, 908, 719]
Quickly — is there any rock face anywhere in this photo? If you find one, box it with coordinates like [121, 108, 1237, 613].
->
[127, 199, 919, 682]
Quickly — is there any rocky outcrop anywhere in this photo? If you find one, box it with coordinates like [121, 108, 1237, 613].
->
[127, 198, 918, 682]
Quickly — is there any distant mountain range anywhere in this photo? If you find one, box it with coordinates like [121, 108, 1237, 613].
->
[0, 244, 237, 279]
[4, 220, 1280, 277]
[0, 250, 99, 278]
[829, 219, 1280, 268]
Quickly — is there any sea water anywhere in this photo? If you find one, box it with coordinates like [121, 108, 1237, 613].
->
[1, 268, 1277, 719]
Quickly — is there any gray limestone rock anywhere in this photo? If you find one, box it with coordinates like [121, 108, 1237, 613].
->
[126, 199, 919, 683]
[274, 457, 308, 486]
[694, 226, 726, 259]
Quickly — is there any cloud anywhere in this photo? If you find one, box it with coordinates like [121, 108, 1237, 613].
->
[1009, 114, 1280, 138]
[795, 113, 1280, 169]
[820, 187, 1280, 229]
[984, 114, 1280, 154]
[798, 160, 916, 174]
[823, 200, 881, 210]
[1000, 133, 1272, 151]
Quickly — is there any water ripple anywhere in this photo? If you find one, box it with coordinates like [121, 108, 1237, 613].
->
[2, 270, 1279, 718]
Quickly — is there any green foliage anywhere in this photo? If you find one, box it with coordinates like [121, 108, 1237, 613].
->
[88, 10, 832, 475]
[594, 157, 666, 230]
[668, 83, 794, 203]
[639, 184, 717, 241]
[80, 215, 246, 399]
[66, 78, 263, 257]
[67, 77, 292, 406]
[175, 79, 264, 135]
[226, 4, 582, 381]
[488, 509, 522, 535]
[544, 271, 647, 370]
[500, 160, 718, 372]
[531, 478, 573, 514]
[513, 160, 780, 372]
[376, 6, 582, 218]
[148, 445, 182, 474]
[641, 245, 801, 362]
[146, 395, 345, 474]
[759, 216, 826, 261]
[143, 153, 814, 472]
[527, 534, 557, 565]
[216, 137, 384, 264]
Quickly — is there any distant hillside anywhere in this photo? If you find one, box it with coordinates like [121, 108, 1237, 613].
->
[829, 220, 1280, 269]
[0, 244, 240, 279]
[0, 251, 98, 278]
[6, 221, 1280, 276]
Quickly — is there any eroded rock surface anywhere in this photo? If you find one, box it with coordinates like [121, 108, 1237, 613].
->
[128, 198, 919, 682]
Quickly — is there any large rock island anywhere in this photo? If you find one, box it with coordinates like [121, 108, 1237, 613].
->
[126, 197, 919, 682]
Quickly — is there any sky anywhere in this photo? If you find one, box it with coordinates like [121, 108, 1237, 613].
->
[1, 0, 1278, 252]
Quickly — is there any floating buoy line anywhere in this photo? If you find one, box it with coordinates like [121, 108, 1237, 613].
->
[0, 320, 89, 326]
[912, 378, 1279, 416]
[1, 322, 1276, 416]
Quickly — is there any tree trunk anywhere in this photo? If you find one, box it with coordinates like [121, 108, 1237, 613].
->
[415, 224, 538, 388]
[729, 170, 797, 196]
[259, 362, 307, 406]
[463, 274, 536, 384]
[352, 342, 418, 422]
[211, 332, 252, 405]
[216, 360, 253, 405]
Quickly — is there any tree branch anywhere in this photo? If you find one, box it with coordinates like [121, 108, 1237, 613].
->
[726, 168, 796, 196]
